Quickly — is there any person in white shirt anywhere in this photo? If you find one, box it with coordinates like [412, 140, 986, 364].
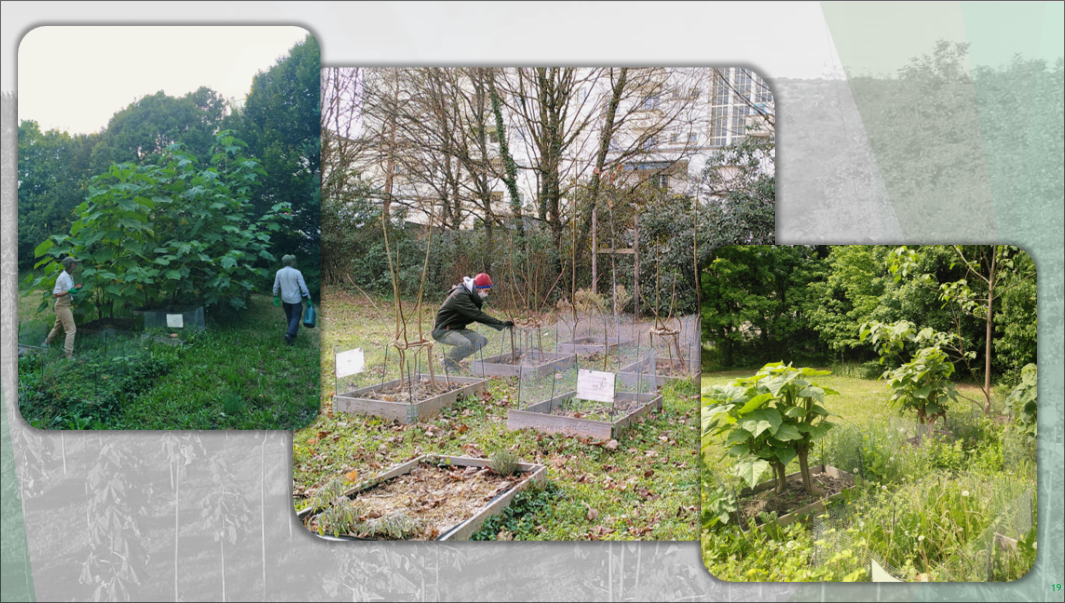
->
[272, 254, 312, 346]
[43, 256, 82, 358]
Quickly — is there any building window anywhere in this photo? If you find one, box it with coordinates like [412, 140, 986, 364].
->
[641, 95, 660, 111]
[688, 132, 699, 145]
[649, 173, 669, 191]
[641, 135, 658, 151]
[710, 105, 728, 147]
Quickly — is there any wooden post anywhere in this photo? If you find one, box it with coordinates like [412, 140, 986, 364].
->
[633, 213, 640, 321]
[591, 207, 597, 295]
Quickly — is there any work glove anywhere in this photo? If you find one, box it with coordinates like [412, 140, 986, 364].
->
[503, 321, 515, 329]
[273, 296, 281, 307]
[305, 298, 313, 307]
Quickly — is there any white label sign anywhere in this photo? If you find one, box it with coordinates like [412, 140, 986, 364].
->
[336, 348, 366, 379]
[577, 369, 615, 403]
[166, 314, 184, 329]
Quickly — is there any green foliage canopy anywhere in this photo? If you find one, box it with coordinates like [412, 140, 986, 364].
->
[28, 131, 291, 318]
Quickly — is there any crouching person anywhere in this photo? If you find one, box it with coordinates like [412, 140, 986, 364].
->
[431, 273, 513, 372]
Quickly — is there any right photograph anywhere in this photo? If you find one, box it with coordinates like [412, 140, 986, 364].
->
[298, 66, 774, 541]
[700, 245, 1038, 581]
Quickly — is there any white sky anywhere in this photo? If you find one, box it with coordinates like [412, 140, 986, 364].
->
[17, 25, 309, 134]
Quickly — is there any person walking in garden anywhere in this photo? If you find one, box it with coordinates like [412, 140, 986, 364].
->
[273, 254, 312, 346]
[42, 256, 82, 359]
[432, 273, 514, 372]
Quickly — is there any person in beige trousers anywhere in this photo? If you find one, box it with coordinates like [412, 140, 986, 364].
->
[43, 256, 82, 359]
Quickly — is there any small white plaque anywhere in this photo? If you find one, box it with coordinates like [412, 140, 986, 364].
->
[166, 314, 184, 329]
[576, 369, 615, 404]
[336, 348, 366, 379]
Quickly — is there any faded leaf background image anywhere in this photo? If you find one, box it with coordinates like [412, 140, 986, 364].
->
[3, 3, 1063, 601]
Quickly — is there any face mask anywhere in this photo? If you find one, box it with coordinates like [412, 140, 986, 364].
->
[478, 290, 489, 299]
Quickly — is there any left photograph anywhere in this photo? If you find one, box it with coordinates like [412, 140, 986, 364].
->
[16, 26, 322, 430]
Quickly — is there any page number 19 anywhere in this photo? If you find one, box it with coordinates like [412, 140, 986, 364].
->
[1053, 584, 1062, 591]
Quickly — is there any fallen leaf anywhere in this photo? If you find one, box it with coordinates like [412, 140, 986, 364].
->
[605, 440, 619, 451]
[345, 470, 359, 483]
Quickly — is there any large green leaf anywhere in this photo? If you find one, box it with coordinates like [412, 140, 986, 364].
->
[34, 239, 54, 257]
[733, 458, 771, 489]
[774, 447, 797, 466]
[737, 392, 773, 414]
[773, 423, 802, 441]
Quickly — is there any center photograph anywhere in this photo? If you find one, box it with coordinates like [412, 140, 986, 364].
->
[293, 67, 774, 541]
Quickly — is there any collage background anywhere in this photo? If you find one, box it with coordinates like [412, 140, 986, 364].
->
[2, 3, 1062, 601]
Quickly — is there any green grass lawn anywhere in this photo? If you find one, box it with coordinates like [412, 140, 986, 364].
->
[17, 280, 320, 430]
[700, 367, 1037, 582]
[293, 284, 700, 541]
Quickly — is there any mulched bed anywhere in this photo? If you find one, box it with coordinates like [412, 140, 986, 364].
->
[738, 472, 850, 525]
[356, 377, 471, 403]
[550, 397, 645, 422]
[303, 462, 520, 540]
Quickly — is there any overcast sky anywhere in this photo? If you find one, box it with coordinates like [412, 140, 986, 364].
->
[17, 25, 309, 134]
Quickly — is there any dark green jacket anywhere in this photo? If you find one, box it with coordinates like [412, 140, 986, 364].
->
[433, 285, 507, 333]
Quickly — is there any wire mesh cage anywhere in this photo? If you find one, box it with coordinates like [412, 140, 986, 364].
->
[508, 328, 661, 439]
[333, 338, 487, 424]
[628, 313, 701, 385]
[139, 304, 206, 332]
[468, 319, 574, 379]
[554, 307, 635, 357]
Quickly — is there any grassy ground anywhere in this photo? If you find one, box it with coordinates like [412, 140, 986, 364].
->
[292, 284, 701, 541]
[17, 277, 320, 430]
[700, 368, 1037, 582]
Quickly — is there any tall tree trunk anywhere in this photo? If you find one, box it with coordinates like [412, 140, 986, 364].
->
[577, 68, 628, 272]
[773, 461, 787, 495]
[487, 70, 524, 238]
[798, 448, 816, 496]
[983, 250, 996, 414]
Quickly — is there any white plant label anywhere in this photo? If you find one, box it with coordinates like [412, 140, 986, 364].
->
[336, 348, 366, 379]
[166, 314, 184, 329]
[577, 369, 615, 403]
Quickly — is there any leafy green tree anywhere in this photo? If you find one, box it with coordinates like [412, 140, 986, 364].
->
[884, 346, 959, 428]
[703, 362, 838, 495]
[994, 251, 1037, 383]
[860, 320, 960, 427]
[29, 131, 291, 318]
[1003, 363, 1037, 443]
[700, 245, 824, 368]
[240, 34, 321, 297]
[89, 87, 228, 174]
[695, 133, 776, 246]
[805, 245, 888, 360]
[17, 121, 98, 269]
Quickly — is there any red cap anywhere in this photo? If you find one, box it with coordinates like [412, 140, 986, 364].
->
[473, 273, 493, 289]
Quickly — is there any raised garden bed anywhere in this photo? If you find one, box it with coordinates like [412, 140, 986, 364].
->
[619, 356, 699, 387]
[296, 455, 546, 541]
[469, 349, 576, 378]
[507, 391, 663, 439]
[737, 465, 856, 529]
[556, 337, 634, 355]
[335, 374, 487, 424]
